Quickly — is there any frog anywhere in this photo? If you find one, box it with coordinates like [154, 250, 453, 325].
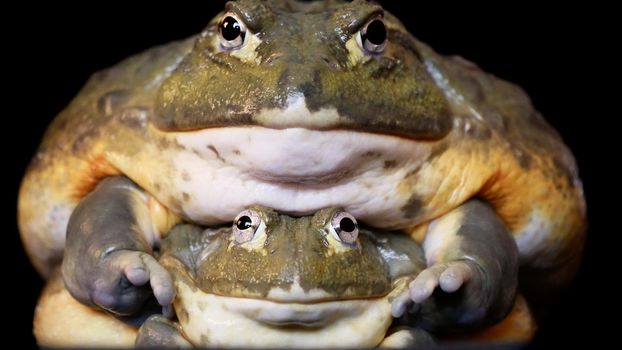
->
[139, 207, 435, 348]
[19, 0, 585, 335]
[35, 206, 521, 347]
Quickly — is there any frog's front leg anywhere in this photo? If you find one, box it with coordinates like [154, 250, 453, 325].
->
[405, 199, 519, 331]
[62, 176, 179, 317]
[135, 315, 192, 348]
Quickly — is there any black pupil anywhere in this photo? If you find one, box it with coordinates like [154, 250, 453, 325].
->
[364, 19, 387, 45]
[236, 216, 253, 230]
[221, 16, 241, 41]
[339, 217, 356, 233]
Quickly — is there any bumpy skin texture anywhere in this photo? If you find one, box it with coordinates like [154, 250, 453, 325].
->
[19, 0, 585, 318]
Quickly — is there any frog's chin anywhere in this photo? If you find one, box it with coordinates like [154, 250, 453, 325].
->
[176, 283, 393, 348]
[166, 126, 435, 228]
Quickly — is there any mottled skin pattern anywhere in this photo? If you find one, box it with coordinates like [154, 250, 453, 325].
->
[19, 0, 584, 332]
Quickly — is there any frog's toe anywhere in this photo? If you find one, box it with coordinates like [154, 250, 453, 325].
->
[391, 291, 412, 318]
[409, 264, 445, 303]
[138, 253, 175, 308]
[409, 261, 474, 303]
[124, 265, 149, 286]
[438, 261, 473, 293]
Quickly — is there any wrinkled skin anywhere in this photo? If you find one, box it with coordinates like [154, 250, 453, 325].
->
[20, 0, 585, 341]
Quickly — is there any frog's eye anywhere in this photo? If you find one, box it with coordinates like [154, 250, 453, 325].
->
[233, 209, 261, 244]
[219, 13, 247, 50]
[357, 16, 387, 54]
[330, 211, 359, 244]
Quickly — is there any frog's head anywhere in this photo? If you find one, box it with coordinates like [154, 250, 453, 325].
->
[195, 206, 395, 300]
[148, 0, 457, 228]
[160, 206, 424, 347]
[154, 0, 450, 138]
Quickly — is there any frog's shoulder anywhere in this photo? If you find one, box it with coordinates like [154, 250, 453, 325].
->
[39, 37, 196, 152]
[414, 40, 577, 175]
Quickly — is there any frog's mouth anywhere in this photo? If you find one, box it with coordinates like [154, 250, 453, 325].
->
[222, 295, 387, 327]
[176, 281, 397, 348]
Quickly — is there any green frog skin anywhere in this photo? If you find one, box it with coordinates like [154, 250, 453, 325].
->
[19, 0, 584, 335]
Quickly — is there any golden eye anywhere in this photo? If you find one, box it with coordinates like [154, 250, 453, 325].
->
[357, 17, 387, 54]
[219, 13, 247, 49]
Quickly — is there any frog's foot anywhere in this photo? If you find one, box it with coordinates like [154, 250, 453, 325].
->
[62, 176, 177, 317]
[136, 314, 192, 348]
[409, 260, 475, 303]
[86, 250, 175, 317]
[390, 261, 475, 319]
[379, 327, 435, 348]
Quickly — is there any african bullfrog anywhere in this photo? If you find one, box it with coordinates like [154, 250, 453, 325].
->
[138, 207, 433, 348]
[20, 0, 584, 341]
[35, 206, 520, 347]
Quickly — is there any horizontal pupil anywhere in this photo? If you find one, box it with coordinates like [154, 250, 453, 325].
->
[221, 17, 241, 41]
[339, 217, 356, 232]
[365, 19, 386, 45]
[236, 216, 253, 230]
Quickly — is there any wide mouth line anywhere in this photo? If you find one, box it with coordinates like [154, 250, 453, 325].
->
[245, 168, 356, 186]
[166, 124, 439, 142]
[204, 292, 390, 305]
[219, 294, 391, 327]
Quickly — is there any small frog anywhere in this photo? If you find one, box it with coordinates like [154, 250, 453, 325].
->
[35, 206, 519, 347]
[20, 0, 584, 337]
[138, 207, 432, 348]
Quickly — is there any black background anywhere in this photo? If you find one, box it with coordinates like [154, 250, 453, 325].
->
[6, 1, 609, 348]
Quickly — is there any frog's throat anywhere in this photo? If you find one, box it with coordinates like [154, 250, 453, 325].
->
[172, 126, 432, 184]
[146, 126, 436, 228]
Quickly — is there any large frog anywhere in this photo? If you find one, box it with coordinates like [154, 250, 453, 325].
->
[35, 206, 523, 347]
[20, 0, 584, 332]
